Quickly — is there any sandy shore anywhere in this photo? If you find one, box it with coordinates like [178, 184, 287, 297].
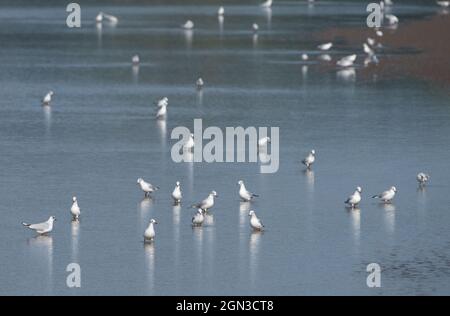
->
[318, 12, 450, 89]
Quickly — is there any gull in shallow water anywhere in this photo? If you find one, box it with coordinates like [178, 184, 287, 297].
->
[248, 210, 264, 231]
[156, 97, 168, 108]
[301, 53, 309, 61]
[184, 133, 195, 152]
[191, 191, 218, 212]
[385, 14, 399, 25]
[375, 29, 383, 37]
[337, 54, 357, 67]
[155, 103, 167, 119]
[417, 172, 430, 186]
[218, 6, 225, 16]
[318, 42, 333, 51]
[22, 216, 56, 235]
[95, 12, 103, 23]
[437, 1, 450, 7]
[252, 23, 259, 32]
[192, 208, 205, 226]
[260, 0, 273, 8]
[131, 54, 140, 65]
[182, 20, 194, 30]
[238, 180, 259, 202]
[196, 77, 204, 89]
[363, 43, 374, 56]
[103, 13, 118, 24]
[70, 196, 81, 219]
[42, 91, 54, 106]
[137, 178, 159, 197]
[258, 137, 271, 147]
[372, 186, 397, 203]
[144, 219, 157, 242]
[172, 181, 182, 204]
[302, 149, 316, 169]
[345, 186, 362, 208]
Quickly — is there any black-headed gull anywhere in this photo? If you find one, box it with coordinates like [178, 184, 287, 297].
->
[372, 186, 397, 203]
[137, 178, 159, 197]
[172, 181, 182, 204]
[302, 149, 316, 169]
[182, 20, 194, 30]
[345, 186, 362, 208]
[191, 191, 217, 211]
[248, 210, 264, 231]
[71, 196, 81, 219]
[42, 91, 54, 106]
[238, 180, 259, 202]
[22, 216, 56, 235]
[318, 42, 333, 51]
[192, 209, 205, 226]
[144, 219, 157, 241]
[417, 173, 430, 186]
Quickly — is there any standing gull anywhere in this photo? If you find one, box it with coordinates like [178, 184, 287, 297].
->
[22, 216, 56, 235]
[132, 54, 140, 65]
[252, 23, 259, 33]
[182, 20, 194, 30]
[345, 186, 362, 208]
[248, 210, 264, 231]
[302, 149, 316, 169]
[172, 181, 182, 204]
[95, 12, 103, 23]
[42, 91, 54, 106]
[191, 191, 218, 212]
[192, 209, 205, 226]
[218, 6, 225, 16]
[137, 178, 159, 197]
[238, 180, 259, 202]
[70, 196, 81, 219]
[144, 219, 157, 242]
[196, 77, 204, 89]
[156, 97, 168, 108]
[337, 54, 357, 67]
[155, 102, 167, 119]
[261, 0, 273, 8]
[372, 186, 397, 203]
[318, 42, 333, 51]
[417, 173, 430, 186]
[184, 133, 195, 152]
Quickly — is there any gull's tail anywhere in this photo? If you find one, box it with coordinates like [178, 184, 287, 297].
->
[372, 194, 380, 199]
[22, 222, 30, 227]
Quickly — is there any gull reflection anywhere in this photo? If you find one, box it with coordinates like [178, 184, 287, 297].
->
[204, 212, 214, 226]
[240, 201, 251, 227]
[318, 54, 332, 62]
[193, 225, 204, 271]
[347, 207, 361, 246]
[96, 22, 103, 48]
[27, 235, 53, 294]
[43, 105, 52, 134]
[184, 30, 193, 49]
[143, 242, 155, 295]
[218, 15, 224, 34]
[381, 203, 396, 234]
[132, 65, 139, 83]
[139, 197, 153, 223]
[197, 89, 203, 106]
[337, 67, 356, 82]
[157, 118, 167, 147]
[301, 65, 308, 80]
[71, 219, 80, 262]
[263, 8, 272, 29]
[303, 169, 314, 194]
[252, 34, 258, 48]
[249, 231, 262, 287]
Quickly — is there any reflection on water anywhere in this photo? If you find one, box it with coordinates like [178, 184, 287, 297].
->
[218, 15, 224, 34]
[143, 243, 155, 295]
[303, 169, 314, 194]
[249, 231, 262, 288]
[184, 30, 193, 49]
[382, 203, 396, 235]
[43, 106, 51, 134]
[337, 67, 356, 82]
[263, 8, 272, 29]
[71, 219, 80, 262]
[156, 119, 166, 146]
[27, 235, 53, 294]
[96, 22, 102, 48]
[132, 65, 139, 83]
[197, 89, 203, 106]
[240, 201, 251, 227]
[252, 34, 258, 48]
[348, 207, 361, 247]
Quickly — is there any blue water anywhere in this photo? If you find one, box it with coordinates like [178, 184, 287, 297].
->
[0, 1, 449, 295]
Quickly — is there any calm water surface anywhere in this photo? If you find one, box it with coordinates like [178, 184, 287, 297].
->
[0, 1, 449, 295]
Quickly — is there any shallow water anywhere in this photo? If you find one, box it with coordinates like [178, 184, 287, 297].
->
[0, 1, 449, 295]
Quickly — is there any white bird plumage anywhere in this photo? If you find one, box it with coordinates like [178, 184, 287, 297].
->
[192, 208, 205, 226]
[248, 210, 264, 231]
[318, 42, 333, 51]
[172, 181, 182, 204]
[238, 180, 259, 202]
[218, 6, 225, 16]
[192, 191, 217, 211]
[345, 186, 362, 208]
[137, 178, 159, 197]
[70, 196, 81, 219]
[372, 186, 397, 203]
[302, 149, 316, 169]
[337, 54, 357, 67]
[22, 216, 56, 235]
[437, 1, 450, 7]
[42, 91, 54, 105]
[144, 219, 157, 241]
[417, 173, 430, 185]
[182, 20, 194, 30]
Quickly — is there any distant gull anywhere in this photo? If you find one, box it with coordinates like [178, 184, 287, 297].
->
[437, 1, 450, 7]
[42, 91, 54, 106]
[196, 77, 204, 89]
[367, 37, 376, 47]
[260, 0, 273, 8]
[22, 216, 56, 235]
[375, 29, 383, 37]
[252, 23, 259, 32]
[182, 20, 194, 30]
[248, 210, 264, 231]
[191, 191, 218, 212]
[156, 102, 167, 119]
[172, 181, 182, 204]
[192, 208, 205, 226]
[95, 12, 103, 23]
[345, 186, 362, 208]
[385, 14, 399, 25]
[363, 43, 374, 56]
[372, 186, 397, 203]
[337, 54, 357, 67]
[302, 149, 316, 169]
[301, 53, 309, 61]
[218, 6, 225, 16]
[417, 172, 430, 186]
[184, 133, 195, 151]
[132, 54, 140, 65]
[137, 178, 159, 197]
[238, 180, 259, 202]
[258, 137, 271, 147]
[317, 42, 333, 51]
[71, 196, 81, 219]
[156, 97, 168, 108]
[103, 13, 118, 24]
[144, 219, 157, 242]
[318, 54, 332, 62]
